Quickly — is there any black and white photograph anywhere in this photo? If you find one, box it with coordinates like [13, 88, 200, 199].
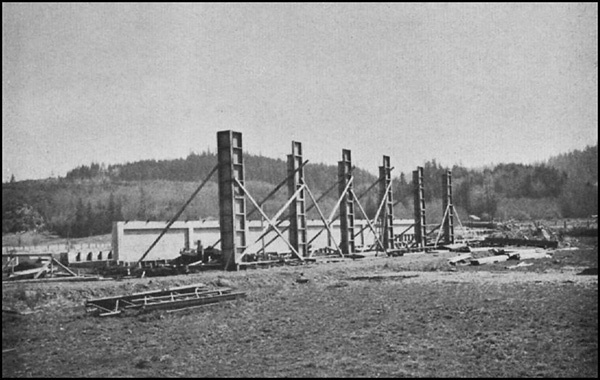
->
[2, 3, 597, 377]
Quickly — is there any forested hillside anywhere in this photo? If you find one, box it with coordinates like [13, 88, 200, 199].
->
[547, 144, 598, 217]
[2, 152, 379, 238]
[3, 144, 597, 238]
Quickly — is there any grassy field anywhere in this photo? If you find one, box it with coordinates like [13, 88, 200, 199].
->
[2, 237, 597, 377]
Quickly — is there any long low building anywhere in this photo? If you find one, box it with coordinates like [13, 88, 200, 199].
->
[111, 219, 415, 265]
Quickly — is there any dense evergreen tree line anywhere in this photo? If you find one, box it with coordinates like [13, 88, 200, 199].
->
[547, 144, 598, 217]
[2, 144, 597, 237]
[65, 151, 378, 190]
[50, 193, 124, 238]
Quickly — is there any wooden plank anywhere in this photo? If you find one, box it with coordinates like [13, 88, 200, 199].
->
[51, 258, 78, 277]
[316, 258, 350, 263]
[353, 250, 381, 257]
[2, 276, 109, 284]
[141, 292, 246, 311]
[128, 288, 232, 303]
[470, 255, 509, 265]
[85, 283, 209, 304]
[99, 310, 122, 317]
[2, 256, 17, 271]
[186, 261, 221, 268]
[33, 267, 48, 279]
[484, 237, 558, 249]
[448, 252, 472, 264]
[508, 251, 551, 260]
[348, 273, 419, 281]
[467, 247, 505, 253]
[238, 259, 284, 267]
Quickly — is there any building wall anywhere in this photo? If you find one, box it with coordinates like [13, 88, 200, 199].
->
[112, 219, 415, 264]
[65, 246, 112, 264]
[3, 244, 112, 266]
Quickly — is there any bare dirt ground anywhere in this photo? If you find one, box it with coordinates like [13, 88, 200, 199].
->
[2, 237, 597, 377]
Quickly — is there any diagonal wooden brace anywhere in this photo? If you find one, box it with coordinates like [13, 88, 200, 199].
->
[434, 203, 451, 248]
[350, 189, 387, 254]
[253, 183, 307, 244]
[353, 180, 393, 239]
[306, 176, 354, 248]
[243, 183, 307, 256]
[304, 183, 342, 257]
[234, 179, 303, 261]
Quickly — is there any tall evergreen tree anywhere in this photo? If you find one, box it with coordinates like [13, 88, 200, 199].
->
[74, 198, 86, 237]
[137, 186, 148, 219]
[108, 192, 124, 223]
[85, 201, 94, 236]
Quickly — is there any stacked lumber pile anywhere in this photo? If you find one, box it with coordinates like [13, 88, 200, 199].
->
[485, 221, 559, 248]
[85, 283, 246, 317]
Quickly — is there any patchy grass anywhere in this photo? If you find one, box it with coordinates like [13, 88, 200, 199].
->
[2, 279, 597, 377]
[2, 242, 598, 378]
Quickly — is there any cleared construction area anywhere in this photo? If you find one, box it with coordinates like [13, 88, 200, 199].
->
[3, 129, 575, 283]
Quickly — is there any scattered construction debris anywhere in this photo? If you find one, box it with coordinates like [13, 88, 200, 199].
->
[507, 250, 551, 261]
[85, 283, 246, 317]
[470, 255, 510, 266]
[2, 252, 97, 283]
[484, 220, 562, 249]
[1, 130, 584, 278]
[447, 252, 472, 265]
[485, 237, 558, 249]
[448, 247, 553, 266]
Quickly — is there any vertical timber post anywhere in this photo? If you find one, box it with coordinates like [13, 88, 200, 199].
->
[413, 166, 426, 248]
[287, 141, 308, 257]
[442, 170, 455, 245]
[379, 156, 394, 249]
[338, 149, 355, 254]
[217, 130, 247, 270]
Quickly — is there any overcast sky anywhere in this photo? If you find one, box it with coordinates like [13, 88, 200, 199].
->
[2, 3, 598, 182]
